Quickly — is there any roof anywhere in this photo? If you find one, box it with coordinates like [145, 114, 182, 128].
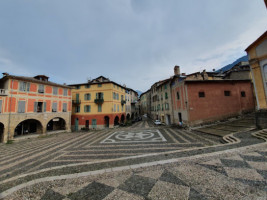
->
[185, 79, 251, 83]
[140, 89, 151, 97]
[1, 75, 71, 88]
[68, 76, 138, 94]
[245, 31, 267, 52]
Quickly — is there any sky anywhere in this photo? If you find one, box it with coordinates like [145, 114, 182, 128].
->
[0, 0, 266, 92]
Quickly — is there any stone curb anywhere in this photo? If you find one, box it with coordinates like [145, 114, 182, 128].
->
[0, 142, 266, 199]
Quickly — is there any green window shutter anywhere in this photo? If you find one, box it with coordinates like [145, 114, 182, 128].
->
[34, 102, 38, 112]
[44, 102, 47, 112]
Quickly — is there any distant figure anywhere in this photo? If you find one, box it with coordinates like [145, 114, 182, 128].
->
[179, 121, 183, 127]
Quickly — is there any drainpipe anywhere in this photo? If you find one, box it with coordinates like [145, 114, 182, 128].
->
[7, 79, 14, 141]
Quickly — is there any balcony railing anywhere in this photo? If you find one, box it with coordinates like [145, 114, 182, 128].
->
[0, 89, 8, 96]
[72, 100, 81, 104]
[94, 98, 104, 104]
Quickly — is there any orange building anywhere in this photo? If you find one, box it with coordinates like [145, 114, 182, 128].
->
[0, 73, 72, 142]
[69, 76, 127, 130]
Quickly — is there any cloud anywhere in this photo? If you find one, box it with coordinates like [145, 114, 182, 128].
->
[0, 0, 266, 91]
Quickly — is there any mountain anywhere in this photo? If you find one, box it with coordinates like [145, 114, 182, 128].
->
[136, 90, 143, 96]
[217, 55, 248, 72]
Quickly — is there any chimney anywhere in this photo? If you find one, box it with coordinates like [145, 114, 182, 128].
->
[174, 65, 180, 76]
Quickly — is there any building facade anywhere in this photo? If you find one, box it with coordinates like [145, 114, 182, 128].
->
[140, 90, 150, 115]
[171, 78, 255, 126]
[0, 74, 72, 143]
[246, 31, 267, 128]
[69, 76, 126, 130]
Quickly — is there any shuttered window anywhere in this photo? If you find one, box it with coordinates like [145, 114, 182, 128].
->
[38, 85, 44, 93]
[18, 101, 26, 113]
[44, 102, 47, 112]
[98, 105, 102, 112]
[63, 103, 67, 112]
[53, 87, 58, 95]
[84, 105, 91, 112]
[52, 102, 57, 112]
[84, 93, 91, 100]
[19, 82, 30, 92]
[34, 102, 38, 112]
[63, 89, 68, 96]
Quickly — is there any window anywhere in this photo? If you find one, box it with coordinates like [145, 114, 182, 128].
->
[84, 93, 91, 100]
[85, 84, 90, 88]
[18, 101, 26, 113]
[84, 105, 91, 112]
[116, 93, 119, 100]
[164, 84, 167, 89]
[76, 85, 80, 89]
[34, 102, 43, 112]
[0, 100, 2, 113]
[75, 106, 80, 113]
[19, 82, 30, 92]
[114, 104, 116, 112]
[121, 105, 123, 111]
[224, 91, 231, 96]
[38, 85, 44, 93]
[98, 84, 102, 87]
[165, 103, 169, 110]
[199, 92, 205, 98]
[162, 104, 164, 111]
[177, 92, 180, 99]
[63, 89, 68, 96]
[121, 95, 124, 100]
[117, 105, 119, 112]
[98, 104, 102, 112]
[161, 94, 163, 100]
[165, 92, 168, 99]
[241, 91, 246, 97]
[52, 102, 57, 112]
[96, 92, 103, 99]
[63, 103, 67, 112]
[53, 87, 58, 95]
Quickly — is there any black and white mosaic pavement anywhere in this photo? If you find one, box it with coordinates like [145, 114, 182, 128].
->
[0, 117, 266, 199]
[100, 129, 167, 144]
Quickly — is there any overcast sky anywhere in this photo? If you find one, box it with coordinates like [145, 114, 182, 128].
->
[0, 0, 266, 92]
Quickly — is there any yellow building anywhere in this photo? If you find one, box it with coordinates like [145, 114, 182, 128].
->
[69, 76, 126, 130]
[246, 31, 267, 109]
[246, 30, 267, 128]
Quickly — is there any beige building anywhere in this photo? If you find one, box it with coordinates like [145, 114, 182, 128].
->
[140, 90, 150, 115]
[0, 73, 72, 143]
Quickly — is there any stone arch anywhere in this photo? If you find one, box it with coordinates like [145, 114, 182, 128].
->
[121, 114, 125, 123]
[14, 119, 43, 137]
[0, 122, 4, 143]
[47, 117, 66, 131]
[126, 113, 130, 120]
[104, 116, 110, 128]
[114, 116, 119, 126]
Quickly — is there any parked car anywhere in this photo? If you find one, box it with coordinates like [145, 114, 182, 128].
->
[154, 120, 162, 125]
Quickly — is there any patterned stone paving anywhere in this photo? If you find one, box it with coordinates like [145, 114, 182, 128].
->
[0, 117, 266, 199]
[4, 144, 267, 200]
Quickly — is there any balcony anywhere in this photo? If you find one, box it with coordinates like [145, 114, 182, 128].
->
[121, 100, 126, 105]
[94, 98, 104, 104]
[72, 100, 81, 104]
[0, 89, 8, 96]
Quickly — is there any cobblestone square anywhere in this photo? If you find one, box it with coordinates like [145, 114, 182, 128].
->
[0, 118, 266, 199]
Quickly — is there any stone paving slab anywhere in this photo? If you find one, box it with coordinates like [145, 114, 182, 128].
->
[3, 144, 267, 200]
